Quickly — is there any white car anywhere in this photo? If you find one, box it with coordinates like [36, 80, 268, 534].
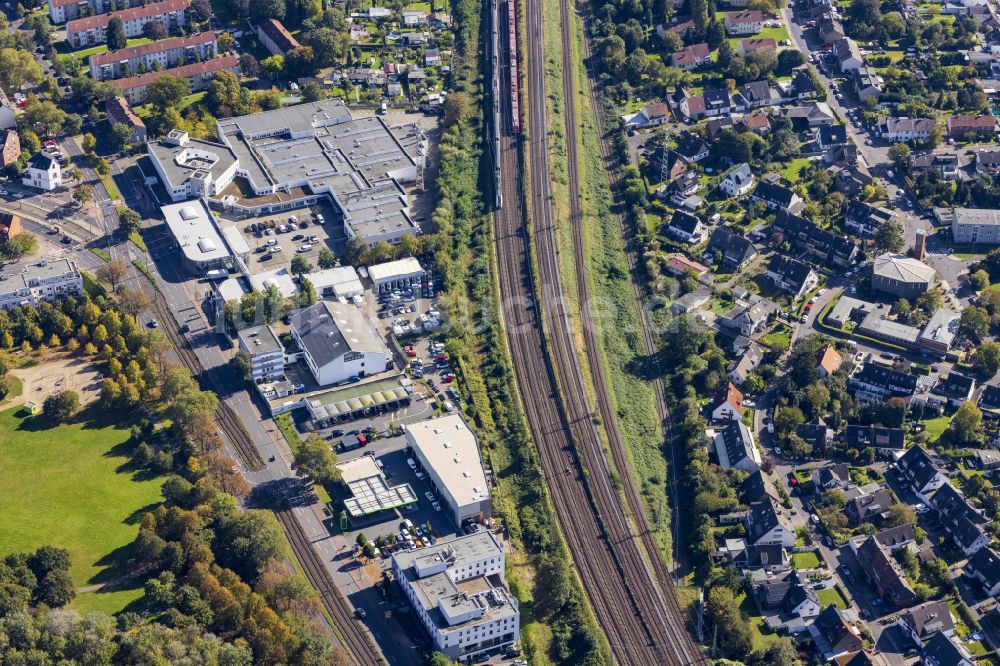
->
[407, 458, 417, 469]
[817, 289, 826, 296]
[432, 501, 441, 512]
[271, 245, 283, 253]
[425, 491, 435, 502]
[298, 244, 312, 252]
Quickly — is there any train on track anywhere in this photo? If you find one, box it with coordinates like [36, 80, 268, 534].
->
[490, 0, 521, 210]
[505, 0, 520, 134]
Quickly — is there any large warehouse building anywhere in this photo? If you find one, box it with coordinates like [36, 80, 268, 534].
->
[146, 99, 426, 246]
[404, 415, 491, 526]
[289, 300, 389, 386]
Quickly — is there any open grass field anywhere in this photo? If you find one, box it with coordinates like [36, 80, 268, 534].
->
[923, 416, 950, 442]
[817, 586, 849, 609]
[67, 38, 151, 60]
[791, 551, 822, 569]
[781, 157, 814, 183]
[0, 403, 163, 603]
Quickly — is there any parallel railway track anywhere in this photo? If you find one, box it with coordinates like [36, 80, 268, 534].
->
[147, 295, 265, 471]
[271, 494, 382, 666]
[490, 0, 707, 662]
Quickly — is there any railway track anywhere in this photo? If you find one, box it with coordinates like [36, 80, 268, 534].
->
[271, 493, 382, 666]
[147, 295, 265, 471]
[573, 3, 689, 577]
[491, 0, 708, 662]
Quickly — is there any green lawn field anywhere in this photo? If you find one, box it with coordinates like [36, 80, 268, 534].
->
[0, 403, 163, 610]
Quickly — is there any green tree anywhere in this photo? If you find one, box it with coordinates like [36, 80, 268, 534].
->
[971, 269, 990, 291]
[43, 390, 80, 422]
[950, 401, 982, 443]
[974, 341, 1000, 375]
[260, 55, 285, 80]
[72, 183, 93, 206]
[297, 277, 317, 307]
[873, 219, 905, 254]
[301, 81, 325, 102]
[261, 283, 283, 323]
[107, 17, 127, 51]
[142, 19, 168, 40]
[118, 207, 141, 236]
[774, 406, 805, 438]
[145, 75, 190, 109]
[292, 433, 341, 485]
[317, 247, 336, 269]
[0, 48, 43, 92]
[0, 233, 38, 262]
[290, 254, 312, 275]
[81, 132, 96, 155]
[886, 502, 916, 528]
[232, 350, 252, 381]
[109, 122, 134, 152]
[888, 142, 911, 169]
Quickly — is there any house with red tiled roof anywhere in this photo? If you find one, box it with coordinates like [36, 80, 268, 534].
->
[113, 55, 239, 105]
[724, 11, 764, 34]
[66, 0, 190, 48]
[816, 345, 843, 378]
[672, 43, 711, 70]
[90, 32, 218, 81]
[947, 114, 998, 139]
[710, 383, 745, 421]
[257, 18, 300, 57]
[665, 254, 709, 277]
[737, 38, 776, 57]
[741, 109, 772, 134]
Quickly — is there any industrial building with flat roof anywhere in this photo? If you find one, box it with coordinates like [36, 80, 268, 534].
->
[405, 415, 491, 526]
[392, 531, 519, 660]
[149, 130, 240, 202]
[146, 99, 425, 245]
[368, 257, 424, 292]
[305, 375, 412, 424]
[289, 300, 389, 386]
[0, 259, 83, 310]
[161, 199, 234, 272]
[338, 456, 417, 517]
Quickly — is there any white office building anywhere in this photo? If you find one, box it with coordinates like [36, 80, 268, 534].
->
[289, 300, 388, 386]
[392, 531, 519, 661]
[161, 199, 233, 273]
[237, 325, 285, 383]
[0, 260, 83, 310]
[405, 415, 491, 526]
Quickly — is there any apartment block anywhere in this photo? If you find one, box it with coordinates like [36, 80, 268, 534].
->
[66, 0, 189, 49]
[0, 260, 83, 310]
[90, 31, 217, 80]
[48, 0, 142, 24]
[113, 55, 239, 105]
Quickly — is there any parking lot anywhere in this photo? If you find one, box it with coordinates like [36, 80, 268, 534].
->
[216, 199, 345, 278]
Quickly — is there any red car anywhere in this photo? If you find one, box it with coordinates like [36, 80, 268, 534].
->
[404, 344, 414, 351]
[406, 350, 416, 358]
[442, 374, 455, 383]
[434, 353, 447, 361]
[805, 303, 813, 312]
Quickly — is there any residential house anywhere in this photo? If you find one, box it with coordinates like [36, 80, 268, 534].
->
[752, 571, 821, 617]
[873, 524, 917, 550]
[963, 547, 1000, 597]
[792, 67, 819, 99]
[719, 299, 775, 335]
[665, 209, 704, 243]
[976, 149, 1000, 175]
[854, 67, 884, 101]
[670, 288, 712, 315]
[844, 488, 894, 525]
[675, 132, 710, 162]
[849, 363, 919, 403]
[723, 540, 790, 573]
[897, 601, 956, 645]
[743, 469, 781, 505]
[0, 213, 22, 244]
[0, 129, 20, 169]
[736, 80, 786, 109]
[256, 18, 300, 57]
[669, 171, 701, 198]
[816, 345, 843, 378]
[810, 605, 864, 661]
[971, 448, 1000, 470]
[745, 497, 796, 547]
[771, 210, 859, 266]
[708, 227, 758, 270]
[714, 421, 761, 472]
[921, 631, 974, 666]
[817, 124, 849, 149]
[947, 114, 998, 140]
[895, 445, 949, 500]
[660, 149, 690, 182]
[819, 14, 845, 43]
[752, 180, 803, 213]
[401, 9, 428, 25]
[424, 49, 440, 66]
[702, 88, 733, 117]
[724, 10, 764, 34]
[879, 117, 936, 142]
[709, 383, 745, 422]
[666, 254, 709, 277]
[797, 421, 834, 451]
[843, 425, 905, 450]
[930, 483, 989, 556]
[832, 161, 872, 196]
[741, 109, 772, 134]
[720, 163, 756, 197]
[21, 152, 61, 191]
[932, 372, 976, 408]
[635, 102, 671, 127]
[738, 38, 777, 57]
[89, 32, 220, 81]
[845, 201, 894, 236]
[853, 535, 917, 607]
[766, 255, 818, 299]
[919, 308, 959, 358]
[980, 384, 1000, 417]
[728, 341, 764, 385]
[707, 116, 735, 139]
[783, 102, 836, 130]
[814, 463, 850, 490]
[105, 96, 146, 144]
[833, 38, 864, 71]
[672, 43, 711, 70]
